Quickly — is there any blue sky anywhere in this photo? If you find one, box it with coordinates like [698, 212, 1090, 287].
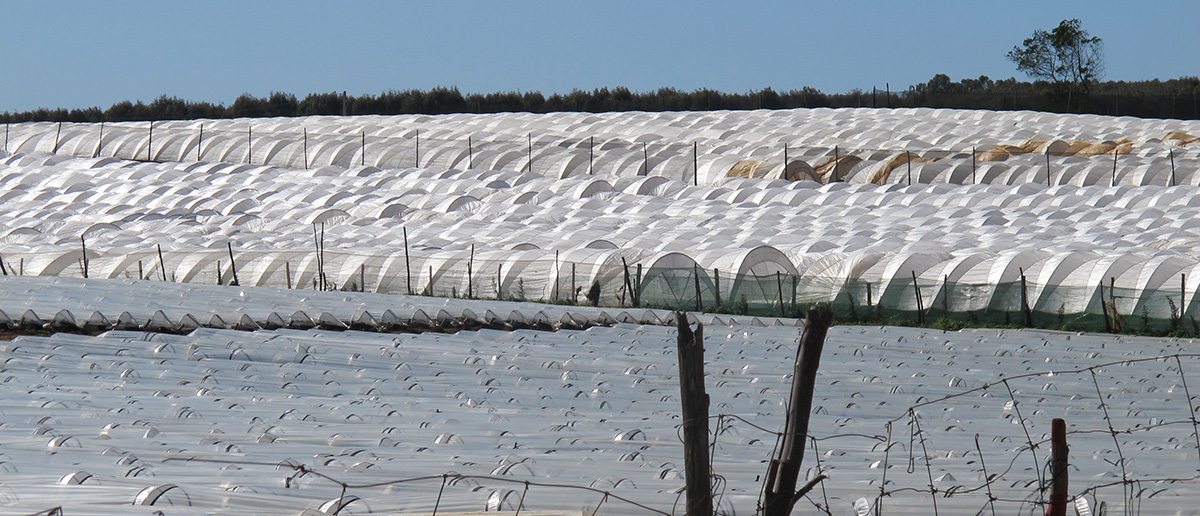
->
[2, 0, 1197, 113]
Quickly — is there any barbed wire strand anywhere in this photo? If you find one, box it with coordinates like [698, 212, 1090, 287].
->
[162, 457, 671, 516]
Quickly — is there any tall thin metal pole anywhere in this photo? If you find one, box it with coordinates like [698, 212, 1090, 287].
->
[303, 128, 309, 169]
[833, 145, 839, 182]
[80, 236, 88, 279]
[783, 143, 789, 179]
[95, 121, 104, 158]
[642, 142, 648, 176]
[361, 130, 366, 166]
[3, 120, 8, 153]
[403, 227, 412, 295]
[1170, 149, 1177, 186]
[53, 122, 62, 153]
[157, 244, 167, 281]
[527, 132, 532, 172]
[692, 141, 698, 186]
[1111, 148, 1118, 187]
[146, 122, 152, 161]
[197, 124, 203, 161]
[415, 129, 420, 168]
[906, 151, 912, 185]
[247, 126, 252, 164]
[589, 136, 594, 175]
[468, 136, 473, 169]
[971, 146, 976, 184]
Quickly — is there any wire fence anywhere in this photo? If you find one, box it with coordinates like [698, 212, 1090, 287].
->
[4, 120, 1198, 186]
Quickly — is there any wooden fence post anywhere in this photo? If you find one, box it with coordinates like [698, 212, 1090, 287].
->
[676, 313, 712, 516]
[762, 306, 833, 516]
[1047, 418, 1068, 516]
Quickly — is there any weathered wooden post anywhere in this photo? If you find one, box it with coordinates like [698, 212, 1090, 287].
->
[694, 265, 703, 311]
[676, 312, 712, 516]
[762, 306, 833, 516]
[1047, 418, 1068, 516]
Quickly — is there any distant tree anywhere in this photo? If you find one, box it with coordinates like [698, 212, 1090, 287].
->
[1006, 19, 1104, 110]
[267, 91, 298, 117]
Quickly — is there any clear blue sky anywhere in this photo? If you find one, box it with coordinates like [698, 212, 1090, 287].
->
[2, 0, 1197, 113]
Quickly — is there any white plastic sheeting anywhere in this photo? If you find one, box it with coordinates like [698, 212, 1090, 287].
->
[3, 153, 1200, 315]
[3, 107, 1198, 186]
[1, 301, 1198, 513]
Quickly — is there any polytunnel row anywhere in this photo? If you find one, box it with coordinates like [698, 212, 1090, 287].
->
[4, 313, 1200, 514]
[6, 153, 1200, 327]
[3, 106, 1198, 186]
[0, 275, 802, 336]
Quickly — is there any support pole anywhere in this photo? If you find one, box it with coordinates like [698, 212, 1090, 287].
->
[1047, 149, 1053, 184]
[468, 135, 473, 169]
[1111, 148, 1118, 187]
[622, 257, 633, 308]
[468, 244, 475, 299]
[912, 270, 924, 325]
[158, 244, 167, 281]
[1184, 273, 1188, 322]
[227, 242, 239, 286]
[247, 126, 252, 164]
[527, 132, 533, 172]
[642, 142, 648, 176]
[361, 131, 366, 166]
[197, 124, 203, 161]
[303, 128, 309, 169]
[971, 146, 976, 184]
[675, 313, 712, 516]
[589, 136, 594, 175]
[777, 271, 786, 318]
[636, 264, 642, 308]
[833, 145, 840, 182]
[285, 262, 292, 290]
[1100, 281, 1111, 333]
[692, 141, 698, 186]
[1020, 267, 1032, 327]
[762, 306, 833, 516]
[1170, 149, 1177, 187]
[415, 129, 420, 168]
[1047, 418, 1068, 516]
[53, 122, 62, 153]
[95, 121, 104, 158]
[713, 268, 722, 307]
[80, 236, 89, 279]
[694, 265, 703, 311]
[146, 122, 151, 161]
[404, 227, 412, 295]
[906, 150, 912, 185]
